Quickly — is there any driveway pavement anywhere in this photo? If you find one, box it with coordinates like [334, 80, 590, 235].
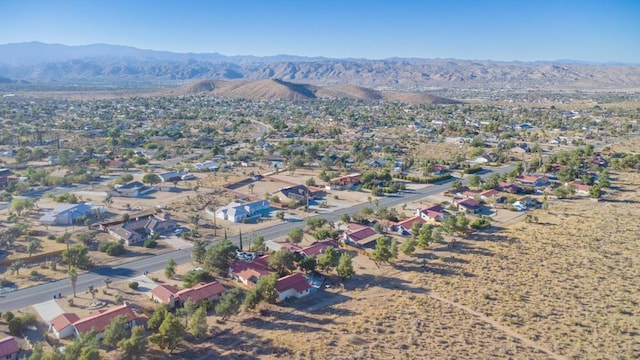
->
[33, 299, 64, 322]
[130, 275, 157, 293]
[162, 235, 193, 250]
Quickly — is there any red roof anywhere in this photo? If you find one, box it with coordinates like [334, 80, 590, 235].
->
[50, 313, 81, 332]
[0, 337, 19, 357]
[150, 284, 179, 303]
[276, 273, 311, 293]
[568, 181, 590, 192]
[345, 225, 377, 241]
[300, 240, 338, 257]
[73, 304, 136, 334]
[281, 243, 302, 252]
[395, 216, 426, 229]
[462, 191, 480, 198]
[480, 189, 499, 197]
[177, 281, 226, 302]
[231, 256, 274, 284]
[455, 197, 480, 208]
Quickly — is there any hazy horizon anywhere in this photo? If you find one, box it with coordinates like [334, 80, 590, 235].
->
[0, 0, 638, 63]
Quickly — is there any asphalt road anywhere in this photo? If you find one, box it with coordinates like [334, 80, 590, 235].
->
[0, 164, 514, 312]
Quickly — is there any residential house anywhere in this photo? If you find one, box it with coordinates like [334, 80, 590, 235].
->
[392, 216, 426, 235]
[516, 175, 549, 187]
[194, 160, 219, 172]
[416, 204, 448, 222]
[454, 197, 481, 214]
[158, 171, 183, 183]
[49, 313, 81, 339]
[148, 284, 179, 308]
[276, 273, 312, 302]
[0, 337, 19, 360]
[479, 189, 500, 201]
[39, 203, 95, 226]
[568, 180, 591, 195]
[175, 281, 226, 307]
[263, 155, 286, 168]
[499, 182, 520, 194]
[461, 190, 481, 199]
[73, 304, 137, 338]
[329, 173, 362, 189]
[108, 181, 151, 198]
[342, 224, 379, 248]
[107, 213, 177, 245]
[299, 240, 339, 258]
[215, 200, 270, 223]
[367, 158, 388, 168]
[106, 159, 126, 169]
[229, 255, 274, 286]
[275, 185, 313, 204]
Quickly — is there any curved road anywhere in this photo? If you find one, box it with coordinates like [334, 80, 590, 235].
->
[0, 164, 514, 311]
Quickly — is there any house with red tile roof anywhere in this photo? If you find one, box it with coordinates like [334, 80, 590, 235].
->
[454, 197, 481, 214]
[461, 190, 481, 199]
[276, 273, 312, 302]
[0, 337, 20, 360]
[229, 255, 274, 286]
[176, 281, 226, 306]
[149, 284, 179, 308]
[73, 304, 137, 338]
[299, 240, 339, 257]
[330, 173, 362, 189]
[342, 224, 379, 248]
[416, 204, 448, 222]
[480, 189, 500, 201]
[568, 180, 591, 195]
[49, 313, 81, 339]
[392, 216, 426, 235]
[499, 182, 519, 194]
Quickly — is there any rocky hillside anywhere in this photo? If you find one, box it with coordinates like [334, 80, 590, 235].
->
[165, 79, 461, 103]
[1, 42, 639, 91]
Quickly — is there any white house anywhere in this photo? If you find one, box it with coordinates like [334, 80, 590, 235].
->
[215, 200, 270, 223]
[39, 203, 99, 226]
[73, 304, 137, 338]
[49, 313, 80, 339]
[276, 273, 312, 302]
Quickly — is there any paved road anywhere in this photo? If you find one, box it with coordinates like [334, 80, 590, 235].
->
[0, 164, 514, 312]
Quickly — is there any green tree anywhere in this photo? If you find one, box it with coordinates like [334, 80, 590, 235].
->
[75, 231, 96, 246]
[10, 197, 35, 217]
[255, 273, 279, 304]
[102, 314, 130, 349]
[62, 244, 92, 269]
[192, 239, 206, 264]
[400, 237, 417, 256]
[142, 173, 161, 185]
[298, 255, 317, 273]
[216, 287, 245, 319]
[390, 238, 399, 260]
[150, 313, 184, 353]
[86, 285, 97, 299]
[64, 329, 99, 360]
[468, 174, 482, 188]
[340, 213, 351, 224]
[8, 260, 24, 276]
[306, 217, 327, 230]
[204, 238, 237, 275]
[118, 325, 147, 360]
[250, 235, 266, 252]
[148, 306, 168, 331]
[456, 213, 470, 234]
[165, 258, 177, 279]
[189, 305, 208, 338]
[589, 185, 602, 199]
[371, 236, 393, 266]
[318, 246, 341, 272]
[268, 249, 296, 276]
[68, 268, 78, 297]
[288, 227, 304, 244]
[417, 224, 433, 249]
[336, 253, 355, 281]
[450, 179, 463, 191]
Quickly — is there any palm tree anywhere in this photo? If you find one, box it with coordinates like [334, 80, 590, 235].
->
[68, 268, 78, 297]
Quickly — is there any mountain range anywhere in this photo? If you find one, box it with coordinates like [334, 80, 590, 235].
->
[0, 42, 639, 91]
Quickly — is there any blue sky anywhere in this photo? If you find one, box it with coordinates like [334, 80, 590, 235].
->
[0, 0, 638, 62]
